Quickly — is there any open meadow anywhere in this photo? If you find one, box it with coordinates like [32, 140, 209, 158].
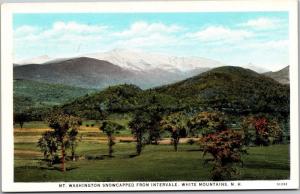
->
[14, 121, 290, 182]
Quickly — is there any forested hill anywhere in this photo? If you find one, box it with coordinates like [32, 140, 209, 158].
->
[60, 84, 179, 119]
[155, 66, 290, 115]
[58, 66, 289, 118]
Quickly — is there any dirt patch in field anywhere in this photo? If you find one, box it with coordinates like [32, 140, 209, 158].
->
[14, 128, 52, 133]
[155, 138, 200, 145]
[14, 127, 101, 133]
[15, 149, 42, 157]
[14, 136, 41, 143]
[79, 127, 99, 132]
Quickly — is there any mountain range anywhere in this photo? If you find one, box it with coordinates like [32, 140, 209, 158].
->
[14, 49, 286, 89]
[14, 49, 225, 72]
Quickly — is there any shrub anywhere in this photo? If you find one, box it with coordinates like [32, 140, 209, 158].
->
[242, 116, 283, 146]
[200, 129, 247, 181]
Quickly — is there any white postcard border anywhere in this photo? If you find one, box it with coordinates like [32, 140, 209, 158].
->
[1, 0, 299, 192]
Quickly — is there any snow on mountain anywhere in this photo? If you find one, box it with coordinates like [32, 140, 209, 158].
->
[15, 55, 52, 65]
[13, 49, 272, 74]
[83, 48, 225, 72]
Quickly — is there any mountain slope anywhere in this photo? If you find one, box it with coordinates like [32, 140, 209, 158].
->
[264, 66, 289, 84]
[13, 57, 210, 89]
[156, 66, 290, 115]
[14, 57, 138, 89]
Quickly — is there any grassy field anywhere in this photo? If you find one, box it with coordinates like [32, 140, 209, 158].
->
[14, 121, 290, 182]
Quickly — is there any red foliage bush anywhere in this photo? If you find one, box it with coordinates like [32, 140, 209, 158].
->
[200, 129, 247, 181]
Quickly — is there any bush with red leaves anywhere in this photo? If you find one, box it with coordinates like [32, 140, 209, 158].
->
[242, 116, 283, 146]
[200, 129, 247, 181]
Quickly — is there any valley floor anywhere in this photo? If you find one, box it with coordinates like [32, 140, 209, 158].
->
[14, 123, 290, 182]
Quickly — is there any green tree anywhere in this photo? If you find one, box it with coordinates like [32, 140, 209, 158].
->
[14, 112, 30, 128]
[241, 117, 256, 146]
[37, 131, 58, 166]
[46, 112, 80, 172]
[129, 111, 153, 155]
[142, 94, 164, 144]
[188, 112, 226, 137]
[160, 112, 187, 151]
[68, 128, 80, 161]
[100, 121, 124, 157]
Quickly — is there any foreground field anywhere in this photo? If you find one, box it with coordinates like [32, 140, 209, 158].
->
[14, 121, 290, 182]
[15, 140, 290, 182]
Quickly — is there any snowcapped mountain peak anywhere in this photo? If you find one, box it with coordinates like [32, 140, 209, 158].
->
[14, 49, 226, 73]
[84, 48, 225, 72]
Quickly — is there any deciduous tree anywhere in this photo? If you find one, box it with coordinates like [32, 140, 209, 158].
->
[188, 111, 226, 137]
[129, 111, 152, 155]
[37, 131, 58, 166]
[160, 112, 187, 151]
[14, 112, 29, 128]
[68, 128, 80, 161]
[46, 112, 81, 172]
[242, 116, 283, 146]
[100, 121, 124, 157]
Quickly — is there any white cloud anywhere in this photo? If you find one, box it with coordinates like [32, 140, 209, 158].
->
[189, 26, 253, 43]
[240, 17, 282, 30]
[114, 21, 183, 37]
[113, 33, 179, 49]
[13, 20, 288, 70]
[14, 21, 107, 42]
[14, 25, 40, 37]
[245, 39, 288, 51]
[13, 21, 110, 60]
[51, 21, 107, 34]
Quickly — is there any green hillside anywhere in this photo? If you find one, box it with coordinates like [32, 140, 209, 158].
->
[156, 66, 290, 116]
[60, 84, 179, 119]
[55, 66, 290, 121]
[14, 79, 96, 117]
[14, 66, 290, 121]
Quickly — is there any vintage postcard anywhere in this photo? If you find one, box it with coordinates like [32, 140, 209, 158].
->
[1, 0, 299, 192]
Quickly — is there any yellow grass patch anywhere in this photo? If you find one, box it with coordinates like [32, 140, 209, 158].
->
[14, 128, 52, 133]
[14, 149, 42, 157]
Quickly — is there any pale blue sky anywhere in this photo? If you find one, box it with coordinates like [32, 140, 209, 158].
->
[13, 12, 289, 71]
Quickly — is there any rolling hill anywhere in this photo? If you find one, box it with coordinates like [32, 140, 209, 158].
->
[59, 84, 179, 119]
[56, 66, 289, 120]
[156, 66, 290, 115]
